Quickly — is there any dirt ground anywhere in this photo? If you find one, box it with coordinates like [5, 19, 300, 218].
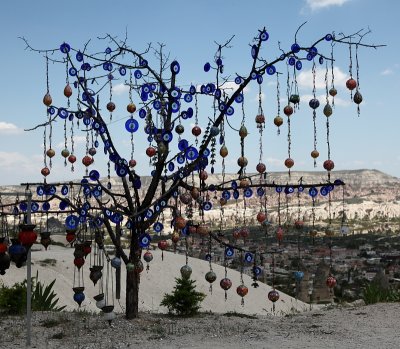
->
[1, 302, 399, 349]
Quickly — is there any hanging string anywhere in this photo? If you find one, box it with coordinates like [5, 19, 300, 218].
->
[348, 42, 354, 99]
[330, 44, 336, 107]
[312, 61, 318, 168]
[355, 44, 361, 116]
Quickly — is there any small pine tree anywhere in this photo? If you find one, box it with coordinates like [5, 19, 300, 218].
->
[160, 277, 206, 316]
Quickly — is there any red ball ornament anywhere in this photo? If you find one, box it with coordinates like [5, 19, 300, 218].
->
[82, 155, 93, 167]
[326, 276, 337, 288]
[107, 102, 116, 112]
[257, 212, 266, 223]
[323, 159, 334, 171]
[158, 240, 168, 250]
[127, 103, 137, 113]
[268, 289, 280, 302]
[129, 159, 137, 168]
[240, 227, 249, 239]
[171, 232, 180, 244]
[146, 147, 156, 157]
[220, 145, 228, 158]
[41, 167, 50, 177]
[276, 227, 284, 241]
[236, 284, 249, 297]
[18, 224, 38, 248]
[274, 116, 283, 127]
[284, 158, 294, 169]
[283, 105, 293, 116]
[256, 162, 266, 174]
[43, 93, 52, 106]
[311, 150, 319, 159]
[66, 232, 76, 243]
[233, 230, 241, 239]
[294, 220, 304, 229]
[192, 126, 202, 136]
[346, 78, 357, 91]
[143, 251, 153, 263]
[74, 257, 85, 269]
[174, 216, 186, 230]
[68, 154, 77, 163]
[200, 170, 208, 180]
[0, 242, 7, 253]
[220, 278, 232, 291]
[197, 224, 210, 236]
[46, 148, 55, 158]
[255, 114, 265, 124]
[64, 84, 72, 98]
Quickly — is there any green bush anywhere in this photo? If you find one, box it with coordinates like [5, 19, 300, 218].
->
[0, 272, 66, 314]
[363, 282, 400, 305]
[160, 277, 206, 316]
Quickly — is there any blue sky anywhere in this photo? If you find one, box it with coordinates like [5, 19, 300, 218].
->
[0, 0, 398, 185]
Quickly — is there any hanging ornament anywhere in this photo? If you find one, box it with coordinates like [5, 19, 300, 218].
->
[180, 264, 192, 279]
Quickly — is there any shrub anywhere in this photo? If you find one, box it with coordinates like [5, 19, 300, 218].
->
[160, 277, 206, 316]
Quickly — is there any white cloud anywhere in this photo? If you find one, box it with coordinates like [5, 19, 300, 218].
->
[266, 157, 283, 166]
[219, 81, 250, 94]
[297, 66, 347, 90]
[56, 135, 87, 149]
[380, 69, 394, 76]
[112, 83, 130, 96]
[0, 122, 22, 134]
[0, 151, 39, 173]
[306, 0, 351, 11]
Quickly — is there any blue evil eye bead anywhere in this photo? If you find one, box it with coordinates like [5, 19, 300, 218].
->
[162, 132, 173, 143]
[125, 219, 133, 229]
[36, 186, 44, 196]
[92, 189, 101, 198]
[12, 206, 19, 215]
[125, 118, 139, 133]
[105, 47, 112, 54]
[218, 102, 226, 112]
[61, 185, 69, 195]
[319, 56, 324, 65]
[19, 202, 28, 211]
[216, 57, 222, 66]
[170, 60, 180, 74]
[235, 93, 244, 103]
[89, 170, 100, 181]
[139, 58, 148, 67]
[42, 202, 50, 211]
[205, 254, 212, 262]
[134, 69, 142, 79]
[189, 85, 196, 94]
[222, 190, 231, 200]
[83, 117, 91, 126]
[116, 166, 128, 177]
[244, 188, 253, 198]
[65, 215, 79, 229]
[226, 106, 234, 116]
[259, 30, 269, 41]
[309, 187, 318, 197]
[153, 222, 163, 233]
[320, 186, 329, 196]
[253, 266, 262, 276]
[285, 186, 295, 194]
[94, 140, 99, 148]
[185, 147, 198, 160]
[309, 98, 320, 109]
[68, 113, 74, 121]
[145, 209, 153, 219]
[168, 162, 175, 171]
[171, 88, 181, 99]
[327, 184, 334, 192]
[184, 94, 193, 103]
[291, 43, 300, 53]
[171, 101, 180, 113]
[214, 89, 222, 99]
[235, 76, 243, 84]
[119, 66, 127, 76]
[266, 65, 276, 75]
[202, 148, 211, 157]
[60, 42, 71, 53]
[138, 108, 146, 118]
[325, 33, 333, 41]
[257, 187, 265, 197]
[79, 208, 87, 217]
[107, 182, 112, 189]
[275, 186, 283, 193]
[79, 216, 87, 223]
[251, 71, 258, 80]
[245, 252, 254, 263]
[288, 57, 296, 66]
[177, 155, 185, 164]
[59, 200, 68, 210]
[69, 67, 77, 76]
[231, 181, 238, 189]
[81, 62, 91, 71]
[139, 234, 151, 248]
[251, 45, 258, 59]
[306, 53, 313, 61]
[48, 186, 56, 195]
[295, 60, 303, 71]
[233, 190, 240, 200]
[298, 186, 304, 193]
[76, 51, 83, 62]
[204, 62, 211, 72]
[111, 213, 123, 224]
[31, 202, 39, 212]
[309, 47, 318, 57]
[200, 85, 206, 94]
[225, 247, 234, 258]
[257, 75, 263, 84]
[178, 139, 189, 151]
[203, 201, 212, 211]
[187, 107, 193, 117]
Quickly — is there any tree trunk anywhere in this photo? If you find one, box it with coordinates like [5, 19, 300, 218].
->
[125, 268, 140, 319]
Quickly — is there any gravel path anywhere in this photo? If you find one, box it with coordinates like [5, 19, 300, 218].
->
[2, 302, 399, 349]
